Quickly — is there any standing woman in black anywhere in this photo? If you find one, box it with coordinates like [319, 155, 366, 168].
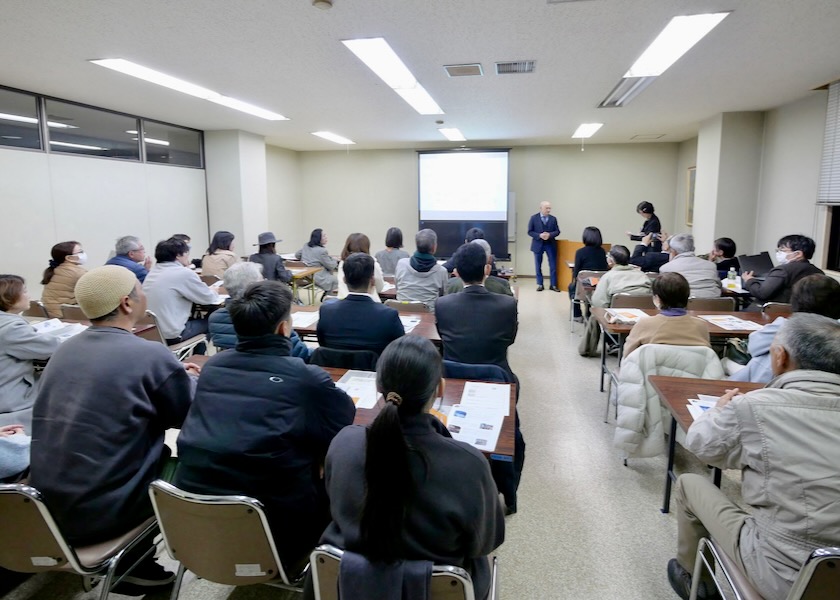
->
[570, 226, 609, 321]
[627, 201, 662, 252]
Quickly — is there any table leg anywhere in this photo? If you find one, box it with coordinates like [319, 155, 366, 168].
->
[661, 415, 678, 513]
[600, 326, 607, 392]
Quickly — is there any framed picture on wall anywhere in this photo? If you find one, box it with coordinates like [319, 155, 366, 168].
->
[686, 166, 696, 226]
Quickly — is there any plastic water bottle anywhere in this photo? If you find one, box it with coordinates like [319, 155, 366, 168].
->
[727, 267, 737, 289]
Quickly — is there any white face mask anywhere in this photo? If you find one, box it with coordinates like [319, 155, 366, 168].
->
[74, 252, 88, 265]
[775, 250, 789, 265]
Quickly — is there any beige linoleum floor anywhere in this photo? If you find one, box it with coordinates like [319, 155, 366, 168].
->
[3, 283, 740, 600]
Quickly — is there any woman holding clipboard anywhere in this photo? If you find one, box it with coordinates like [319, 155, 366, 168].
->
[626, 201, 662, 252]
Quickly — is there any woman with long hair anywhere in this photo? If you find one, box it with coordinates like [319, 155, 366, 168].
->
[319, 336, 504, 599]
[336, 233, 385, 301]
[41, 240, 87, 318]
[201, 230, 238, 278]
[295, 228, 338, 294]
[570, 226, 609, 321]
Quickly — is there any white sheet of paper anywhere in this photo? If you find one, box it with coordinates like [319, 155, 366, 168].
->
[292, 312, 319, 328]
[459, 382, 511, 416]
[32, 319, 87, 342]
[336, 377, 379, 409]
[446, 404, 503, 452]
[686, 404, 707, 421]
[280, 253, 297, 260]
[399, 315, 421, 333]
[381, 282, 396, 292]
[605, 308, 648, 323]
[699, 315, 763, 331]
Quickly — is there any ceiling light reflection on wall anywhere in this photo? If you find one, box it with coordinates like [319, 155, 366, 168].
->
[49, 141, 106, 151]
[342, 37, 444, 115]
[89, 58, 288, 120]
[0, 112, 77, 128]
[438, 128, 466, 142]
[312, 131, 355, 145]
[572, 123, 603, 138]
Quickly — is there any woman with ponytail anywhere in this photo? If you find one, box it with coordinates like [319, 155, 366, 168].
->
[319, 336, 504, 599]
[40, 241, 87, 318]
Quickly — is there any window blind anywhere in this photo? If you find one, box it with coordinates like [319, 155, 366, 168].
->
[818, 81, 840, 204]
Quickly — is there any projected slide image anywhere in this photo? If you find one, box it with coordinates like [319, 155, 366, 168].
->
[419, 151, 509, 221]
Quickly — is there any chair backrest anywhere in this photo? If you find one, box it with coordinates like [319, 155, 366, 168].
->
[148, 480, 292, 586]
[610, 294, 656, 309]
[142, 311, 169, 344]
[687, 297, 736, 311]
[0, 484, 82, 574]
[575, 270, 607, 300]
[59, 304, 87, 321]
[310, 347, 379, 371]
[789, 547, 840, 600]
[762, 302, 793, 317]
[310, 545, 475, 600]
[442, 360, 512, 384]
[22, 300, 49, 318]
[200, 274, 221, 285]
[384, 299, 431, 313]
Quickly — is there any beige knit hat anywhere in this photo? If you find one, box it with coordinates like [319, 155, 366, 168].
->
[74, 265, 138, 319]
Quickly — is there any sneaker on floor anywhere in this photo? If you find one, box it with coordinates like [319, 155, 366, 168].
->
[667, 558, 722, 600]
[120, 557, 176, 587]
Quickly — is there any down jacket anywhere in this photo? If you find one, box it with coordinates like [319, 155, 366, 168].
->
[41, 262, 87, 318]
[613, 344, 724, 458]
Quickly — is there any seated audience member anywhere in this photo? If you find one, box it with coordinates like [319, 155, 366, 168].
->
[669, 313, 840, 600]
[31, 265, 196, 590]
[208, 262, 310, 359]
[706, 237, 740, 278]
[374, 227, 410, 276]
[395, 228, 449, 312]
[442, 227, 496, 274]
[296, 228, 338, 293]
[249, 231, 292, 283]
[336, 233, 385, 301]
[569, 226, 609, 320]
[143, 237, 220, 345]
[591, 245, 651, 308]
[630, 232, 670, 272]
[172, 233, 202, 269]
[446, 239, 513, 296]
[0, 275, 60, 430]
[318, 253, 404, 355]
[40, 240, 87, 318]
[0, 424, 29, 483]
[201, 230, 238, 278]
[659, 233, 722, 298]
[730, 274, 840, 384]
[105, 235, 152, 282]
[623, 272, 710, 357]
[318, 336, 504, 600]
[743, 234, 824, 304]
[175, 280, 355, 571]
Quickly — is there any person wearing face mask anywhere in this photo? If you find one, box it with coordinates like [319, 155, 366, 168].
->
[742, 234, 824, 305]
[40, 240, 88, 318]
[622, 272, 710, 358]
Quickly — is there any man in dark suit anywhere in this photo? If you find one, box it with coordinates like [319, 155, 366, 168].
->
[317, 252, 404, 355]
[435, 242, 523, 513]
[527, 201, 561, 291]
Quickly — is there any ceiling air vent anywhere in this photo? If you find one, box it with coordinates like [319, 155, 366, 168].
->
[631, 134, 666, 140]
[495, 61, 535, 75]
[444, 63, 484, 77]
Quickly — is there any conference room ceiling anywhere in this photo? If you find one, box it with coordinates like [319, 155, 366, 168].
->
[2, 0, 839, 152]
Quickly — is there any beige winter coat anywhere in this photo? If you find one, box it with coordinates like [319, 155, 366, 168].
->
[41, 262, 87, 318]
[201, 250, 239, 279]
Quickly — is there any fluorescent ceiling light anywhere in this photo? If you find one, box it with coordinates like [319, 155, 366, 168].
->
[572, 123, 603, 138]
[50, 141, 105, 150]
[0, 112, 77, 128]
[625, 12, 730, 78]
[312, 131, 355, 145]
[90, 58, 288, 120]
[343, 37, 444, 115]
[438, 128, 466, 142]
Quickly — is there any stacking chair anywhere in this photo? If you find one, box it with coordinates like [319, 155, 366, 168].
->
[145, 310, 206, 360]
[310, 347, 379, 371]
[22, 300, 49, 319]
[0, 483, 159, 600]
[571, 270, 607, 331]
[384, 299, 431, 313]
[687, 297, 736, 311]
[762, 302, 793, 318]
[60, 303, 87, 321]
[610, 293, 656, 309]
[690, 537, 840, 600]
[310, 544, 498, 600]
[148, 480, 306, 598]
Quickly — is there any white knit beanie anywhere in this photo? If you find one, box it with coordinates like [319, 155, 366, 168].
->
[74, 265, 137, 319]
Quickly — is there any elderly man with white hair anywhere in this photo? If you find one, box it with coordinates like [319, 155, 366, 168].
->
[667, 313, 840, 600]
[105, 235, 152, 282]
[446, 239, 513, 296]
[659, 233, 721, 299]
[208, 262, 310, 359]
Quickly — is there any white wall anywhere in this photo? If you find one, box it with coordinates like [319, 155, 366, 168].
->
[1, 147, 208, 296]
[673, 137, 697, 232]
[265, 146, 304, 254]
[755, 92, 829, 259]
